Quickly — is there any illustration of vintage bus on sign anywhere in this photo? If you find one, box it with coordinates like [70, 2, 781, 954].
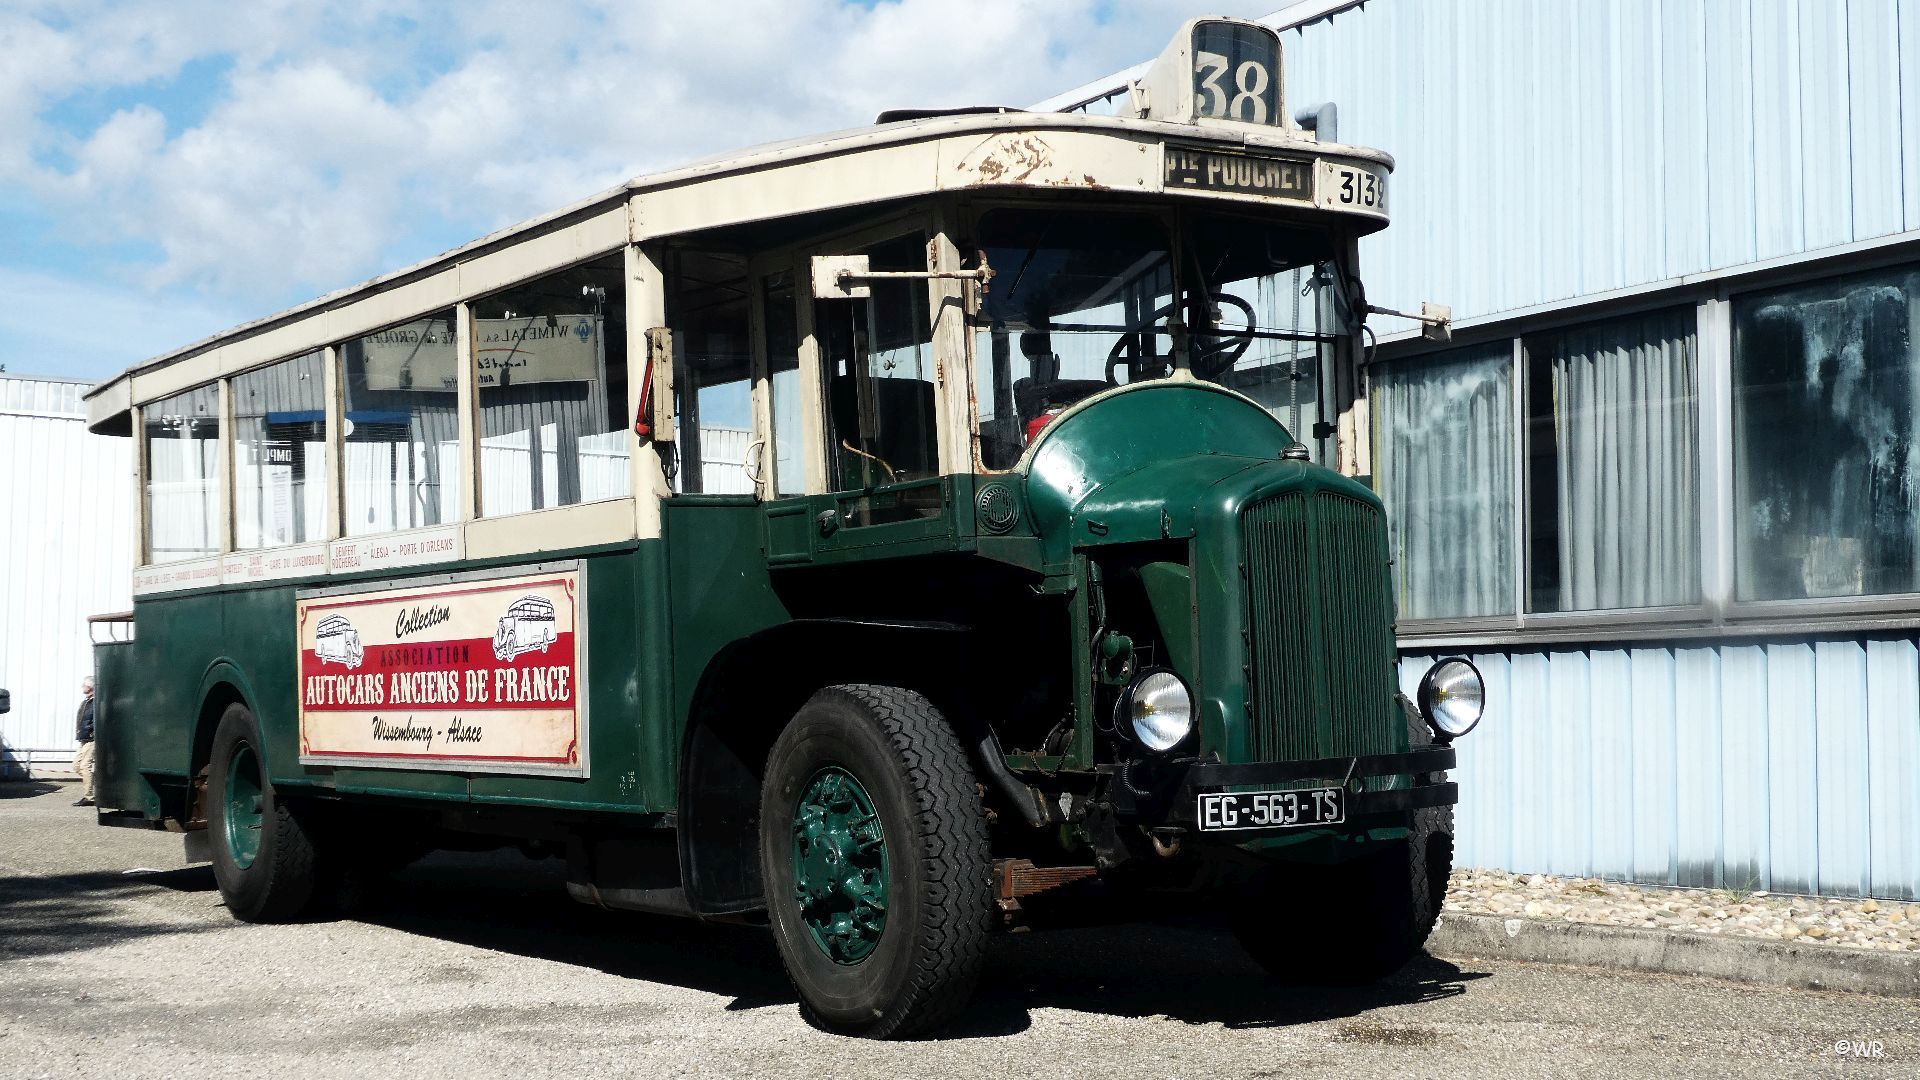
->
[313, 614, 364, 669]
[493, 596, 558, 660]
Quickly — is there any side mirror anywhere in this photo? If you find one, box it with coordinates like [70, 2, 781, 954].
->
[0, 688, 10, 714]
[811, 255, 872, 300]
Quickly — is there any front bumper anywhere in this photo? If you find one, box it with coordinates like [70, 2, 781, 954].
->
[1108, 745, 1458, 836]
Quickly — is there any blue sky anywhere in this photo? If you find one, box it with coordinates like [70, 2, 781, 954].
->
[0, 0, 1256, 382]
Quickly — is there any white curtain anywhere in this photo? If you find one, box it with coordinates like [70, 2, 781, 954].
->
[1372, 344, 1515, 619]
[1549, 309, 1700, 610]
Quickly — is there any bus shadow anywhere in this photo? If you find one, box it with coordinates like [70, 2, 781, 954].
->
[0, 866, 219, 959]
[369, 851, 1489, 1038]
[0, 779, 64, 799]
[953, 924, 1485, 1036]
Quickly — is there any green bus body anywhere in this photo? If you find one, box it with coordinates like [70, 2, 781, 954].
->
[95, 380, 1438, 903]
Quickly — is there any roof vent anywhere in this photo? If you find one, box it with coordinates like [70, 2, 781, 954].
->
[873, 106, 1023, 125]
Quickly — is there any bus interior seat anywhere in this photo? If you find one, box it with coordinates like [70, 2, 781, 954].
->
[1013, 377, 1107, 426]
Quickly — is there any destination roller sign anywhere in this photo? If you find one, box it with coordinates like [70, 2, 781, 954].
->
[1164, 147, 1313, 201]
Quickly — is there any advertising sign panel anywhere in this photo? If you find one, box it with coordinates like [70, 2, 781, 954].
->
[295, 567, 586, 775]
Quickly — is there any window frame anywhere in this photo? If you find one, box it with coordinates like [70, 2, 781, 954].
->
[1377, 243, 1920, 649]
[1382, 303, 1718, 643]
[464, 252, 633, 517]
[788, 210, 947, 493]
[960, 199, 1185, 475]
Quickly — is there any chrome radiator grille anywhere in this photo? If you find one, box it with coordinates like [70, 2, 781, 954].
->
[1241, 490, 1402, 764]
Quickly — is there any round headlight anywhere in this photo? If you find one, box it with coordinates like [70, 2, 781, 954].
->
[1418, 657, 1485, 739]
[1122, 670, 1195, 753]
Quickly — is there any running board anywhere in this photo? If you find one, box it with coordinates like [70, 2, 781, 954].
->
[565, 879, 695, 918]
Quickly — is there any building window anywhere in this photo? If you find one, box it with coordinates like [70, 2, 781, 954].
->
[1734, 265, 1920, 601]
[1372, 342, 1515, 620]
[232, 352, 327, 550]
[1525, 308, 1700, 612]
[143, 384, 221, 563]
[472, 254, 629, 515]
[341, 312, 461, 536]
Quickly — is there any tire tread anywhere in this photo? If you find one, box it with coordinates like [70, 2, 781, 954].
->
[789, 684, 991, 1039]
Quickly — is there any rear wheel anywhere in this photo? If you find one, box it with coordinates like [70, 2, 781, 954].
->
[208, 703, 323, 922]
[1231, 702, 1454, 982]
[759, 685, 991, 1038]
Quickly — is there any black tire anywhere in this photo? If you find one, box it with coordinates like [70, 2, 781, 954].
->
[207, 702, 323, 922]
[1404, 695, 1455, 948]
[759, 685, 992, 1039]
[1231, 699, 1455, 982]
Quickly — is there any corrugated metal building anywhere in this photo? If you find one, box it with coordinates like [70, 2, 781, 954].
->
[1049, 0, 1920, 898]
[0, 375, 136, 775]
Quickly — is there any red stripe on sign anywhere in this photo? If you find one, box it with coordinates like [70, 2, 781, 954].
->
[300, 632, 578, 712]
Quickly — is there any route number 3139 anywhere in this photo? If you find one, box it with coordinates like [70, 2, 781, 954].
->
[1334, 165, 1386, 211]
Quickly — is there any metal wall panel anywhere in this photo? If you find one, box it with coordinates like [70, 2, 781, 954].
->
[1905, 0, 1920, 231]
[1279, 0, 1920, 323]
[1662, 0, 1712, 278]
[1402, 635, 1920, 899]
[1672, 647, 1722, 887]
[1749, 0, 1808, 260]
[1628, 648, 1677, 883]
[1718, 645, 1770, 891]
[1702, 0, 1759, 270]
[1588, 650, 1632, 879]
[0, 377, 136, 774]
[1865, 639, 1920, 899]
[1847, 0, 1905, 240]
[1765, 642, 1819, 894]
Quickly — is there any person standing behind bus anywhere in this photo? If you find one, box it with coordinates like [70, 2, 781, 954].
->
[73, 677, 96, 807]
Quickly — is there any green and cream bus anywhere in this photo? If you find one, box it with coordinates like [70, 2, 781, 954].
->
[84, 18, 1481, 1037]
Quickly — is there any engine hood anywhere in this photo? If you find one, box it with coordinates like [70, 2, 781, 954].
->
[1020, 379, 1373, 558]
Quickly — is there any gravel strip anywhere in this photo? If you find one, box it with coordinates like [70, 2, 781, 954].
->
[1444, 869, 1920, 953]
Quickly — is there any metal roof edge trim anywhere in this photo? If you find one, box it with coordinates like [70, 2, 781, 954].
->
[87, 110, 1394, 400]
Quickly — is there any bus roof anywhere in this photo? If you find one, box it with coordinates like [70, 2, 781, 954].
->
[85, 107, 1393, 430]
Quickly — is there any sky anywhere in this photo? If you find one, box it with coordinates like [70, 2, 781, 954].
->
[0, 0, 1273, 382]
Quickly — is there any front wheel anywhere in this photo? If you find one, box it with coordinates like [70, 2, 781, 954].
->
[758, 685, 992, 1039]
[1232, 702, 1455, 982]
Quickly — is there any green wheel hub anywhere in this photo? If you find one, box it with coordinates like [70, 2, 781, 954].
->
[223, 742, 264, 870]
[792, 766, 890, 964]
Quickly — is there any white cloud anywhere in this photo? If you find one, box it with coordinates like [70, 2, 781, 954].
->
[0, 265, 242, 379]
[7, 0, 1258, 325]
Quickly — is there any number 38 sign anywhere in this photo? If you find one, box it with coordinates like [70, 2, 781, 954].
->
[1191, 21, 1282, 125]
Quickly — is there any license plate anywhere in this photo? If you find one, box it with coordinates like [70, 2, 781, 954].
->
[1197, 787, 1345, 832]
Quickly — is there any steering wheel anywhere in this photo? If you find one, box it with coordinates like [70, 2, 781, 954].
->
[1103, 293, 1257, 384]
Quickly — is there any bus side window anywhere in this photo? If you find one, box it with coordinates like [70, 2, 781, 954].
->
[469, 253, 630, 515]
[666, 250, 755, 495]
[142, 383, 222, 562]
[342, 311, 461, 535]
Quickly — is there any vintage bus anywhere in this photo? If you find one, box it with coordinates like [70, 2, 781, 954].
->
[83, 18, 1482, 1037]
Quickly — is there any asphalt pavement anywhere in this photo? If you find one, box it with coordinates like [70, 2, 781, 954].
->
[2, 779, 1914, 1079]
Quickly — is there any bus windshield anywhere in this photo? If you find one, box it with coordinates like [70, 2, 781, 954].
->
[971, 208, 1353, 469]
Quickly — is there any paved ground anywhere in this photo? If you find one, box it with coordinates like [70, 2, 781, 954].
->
[2, 780, 1915, 1080]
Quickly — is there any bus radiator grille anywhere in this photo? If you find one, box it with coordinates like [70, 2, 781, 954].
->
[1240, 491, 1402, 769]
